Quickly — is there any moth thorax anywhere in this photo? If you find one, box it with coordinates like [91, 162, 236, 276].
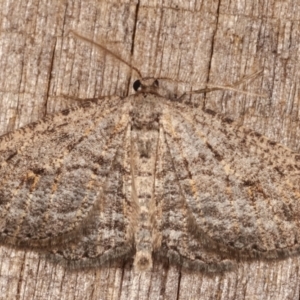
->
[133, 250, 153, 272]
[130, 104, 160, 130]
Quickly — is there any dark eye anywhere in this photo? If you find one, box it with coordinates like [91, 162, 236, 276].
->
[153, 79, 159, 87]
[133, 80, 141, 91]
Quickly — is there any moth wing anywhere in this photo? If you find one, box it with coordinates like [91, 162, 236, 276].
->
[154, 124, 235, 272]
[0, 97, 132, 249]
[161, 104, 300, 258]
[48, 123, 136, 267]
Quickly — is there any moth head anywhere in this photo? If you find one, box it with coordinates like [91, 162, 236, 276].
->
[132, 77, 178, 101]
[133, 78, 159, 94]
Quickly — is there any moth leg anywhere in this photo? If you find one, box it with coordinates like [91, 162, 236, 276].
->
[51, 95, 122, 115]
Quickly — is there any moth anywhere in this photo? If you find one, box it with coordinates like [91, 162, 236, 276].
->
[0, 32, 299, 273]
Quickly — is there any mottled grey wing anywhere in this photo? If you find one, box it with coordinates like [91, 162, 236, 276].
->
[49, 122, 136, 267]
[0, 97, 133, 256]
[161, 103, 300, 260]
[154, 125, 235, 272]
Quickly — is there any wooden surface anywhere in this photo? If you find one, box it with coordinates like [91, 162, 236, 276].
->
[1, 0, 300, 299]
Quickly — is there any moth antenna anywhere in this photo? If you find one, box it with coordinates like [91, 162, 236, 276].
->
[207, 69, 267, 98]
[205, 84, 267, 98]
[176, 69, 267, 101]
[68, 30, 143, 78]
